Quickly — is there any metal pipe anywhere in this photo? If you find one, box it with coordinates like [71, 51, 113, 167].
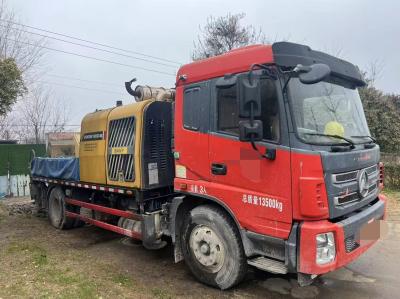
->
[65, 198, 142, 221]
[66, 211, 142, 240]
[133, 85, 175, 102]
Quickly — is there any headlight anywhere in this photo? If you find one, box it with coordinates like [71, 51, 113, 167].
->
[316, 232, 336, 265]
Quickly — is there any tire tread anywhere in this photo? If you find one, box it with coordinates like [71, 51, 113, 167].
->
[182, 204, 247, 289]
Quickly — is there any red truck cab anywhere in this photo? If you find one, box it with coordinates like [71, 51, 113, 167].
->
[172, 42, 386, 287]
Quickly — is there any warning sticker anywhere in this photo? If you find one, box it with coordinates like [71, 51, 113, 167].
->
[175, 165, 187, 178]
[148, 162, 159, 185]
[111, 147, 129, 155]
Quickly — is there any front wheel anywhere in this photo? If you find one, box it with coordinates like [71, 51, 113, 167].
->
[182, 205, 247, 290]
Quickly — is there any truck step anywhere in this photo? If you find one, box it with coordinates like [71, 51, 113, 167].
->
[247, 257, 288, 274]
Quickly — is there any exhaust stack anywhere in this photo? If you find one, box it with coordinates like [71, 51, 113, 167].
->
[125, 78, 175, 102]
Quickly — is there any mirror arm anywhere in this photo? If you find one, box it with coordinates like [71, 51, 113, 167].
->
[282, 64, 310, 93]
[250, 136, 274, 160]
[248, 64, 276, 85]
[250, 102, 255, 126]
[248, 64, 262, 85]
[282, 76, 292, 94]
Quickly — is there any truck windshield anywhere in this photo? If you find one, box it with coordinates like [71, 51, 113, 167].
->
[288, 78, 370, 145]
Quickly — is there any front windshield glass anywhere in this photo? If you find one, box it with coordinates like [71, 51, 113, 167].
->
[288, 78, 370, 145]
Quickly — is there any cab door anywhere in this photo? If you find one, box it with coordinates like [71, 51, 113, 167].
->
[207, 76, 293, 239]
[174, 81, 211, 183]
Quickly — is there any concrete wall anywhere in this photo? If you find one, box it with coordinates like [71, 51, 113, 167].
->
[0, 175, 30, 198]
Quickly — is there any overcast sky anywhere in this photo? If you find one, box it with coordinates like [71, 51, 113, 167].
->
[8, 0, 400, 126]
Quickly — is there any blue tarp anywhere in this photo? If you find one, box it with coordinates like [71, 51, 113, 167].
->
[31, 157, 80, 181]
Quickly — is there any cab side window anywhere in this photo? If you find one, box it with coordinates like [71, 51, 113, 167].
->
[183, 87, 202, 131]
[183, 82, 210, 133]
[217, 85, 245, 135]
[216, 78, 280, 142]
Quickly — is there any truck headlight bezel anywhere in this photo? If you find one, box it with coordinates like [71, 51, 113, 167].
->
[316, 232, 336, 265]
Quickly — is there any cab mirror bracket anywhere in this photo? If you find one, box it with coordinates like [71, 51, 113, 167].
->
[239, 120, 263, 142]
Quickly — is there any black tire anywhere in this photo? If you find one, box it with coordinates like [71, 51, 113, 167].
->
[30, 183, 41, 215]
[48, 187, 76, 229]
[31, 183, 46, 216]
[181, 205, 247, 290]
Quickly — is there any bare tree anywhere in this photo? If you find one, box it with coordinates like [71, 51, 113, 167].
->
[0, 0, 46, 74]
[14, 86, 70, 144]
[0, 114, 14, 139]
[0, 2, 67, 144]
[192, 13, 267, 60]
[365, 60, 384, 86]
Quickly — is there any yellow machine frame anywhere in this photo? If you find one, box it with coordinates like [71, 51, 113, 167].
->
[79, 100, 152, 189]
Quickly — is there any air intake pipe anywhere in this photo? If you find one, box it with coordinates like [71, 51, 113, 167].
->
[125, 78, 175, 102]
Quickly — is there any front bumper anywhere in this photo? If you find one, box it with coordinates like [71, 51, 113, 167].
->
[298, 194, 387, 275]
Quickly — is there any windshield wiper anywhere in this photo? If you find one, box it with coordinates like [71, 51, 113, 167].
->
[303, 133, 355, 149]
[350, 135, 376, 143]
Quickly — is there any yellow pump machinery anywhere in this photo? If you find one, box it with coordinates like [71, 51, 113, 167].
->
[80, 86, 174, 190]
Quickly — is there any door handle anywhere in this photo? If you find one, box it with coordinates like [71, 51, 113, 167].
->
[211, 163, 227, 175]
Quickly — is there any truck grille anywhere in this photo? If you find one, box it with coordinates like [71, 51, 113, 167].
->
[333, 165, 378, 184]
[345, 235, 360, 253]
[107, 117, 135, 182]
[332, 164, 379, 206]
[333, 170, 358, 183]
[335, 192, 359, 205]
[366, 164, 378, 175]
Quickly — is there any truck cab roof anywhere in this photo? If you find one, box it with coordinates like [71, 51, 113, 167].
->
[176, 44, 274, 85]
[176, 42, 365, 87]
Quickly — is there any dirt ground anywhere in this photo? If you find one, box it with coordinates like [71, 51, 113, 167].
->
[0, 192, 399, 299]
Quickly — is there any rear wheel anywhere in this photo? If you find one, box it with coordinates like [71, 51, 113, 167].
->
[182, 205, 247, 290]
[48, 187, 77, 229]
[30, 183, 46, 216]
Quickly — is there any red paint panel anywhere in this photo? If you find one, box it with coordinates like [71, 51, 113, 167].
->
[66, 211, 142, 240]
[291, 151, 329, 220]
[175, 179, 292, 239]
[177, 45, 274, 85]
[174, 86, 210, 182]
[379, 193, 388, 220]
[65, 198, 142, 221]
[175, 131, 293, 239]
[208, 134, 292, 239]
[175, 110, 292, 240]
[298, 196, 387, 274]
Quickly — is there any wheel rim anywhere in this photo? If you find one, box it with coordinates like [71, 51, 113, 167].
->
[189, 224, 225, 273]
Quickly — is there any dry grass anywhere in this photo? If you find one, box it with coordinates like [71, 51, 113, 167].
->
[0, 202, 7, 222]
[383, 189, 400, 222]
[0, 202, 161, 299]
[0, 239, 158, 299]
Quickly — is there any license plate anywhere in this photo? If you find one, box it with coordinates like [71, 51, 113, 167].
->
[358, 218, 387, 246]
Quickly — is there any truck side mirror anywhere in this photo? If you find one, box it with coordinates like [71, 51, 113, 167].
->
[238, 76, 261, 118]
[239, 120, 263, 142]
[297, 63, 331, 84]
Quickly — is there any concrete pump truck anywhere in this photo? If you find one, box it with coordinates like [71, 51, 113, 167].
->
[30, 42, 386, 289]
